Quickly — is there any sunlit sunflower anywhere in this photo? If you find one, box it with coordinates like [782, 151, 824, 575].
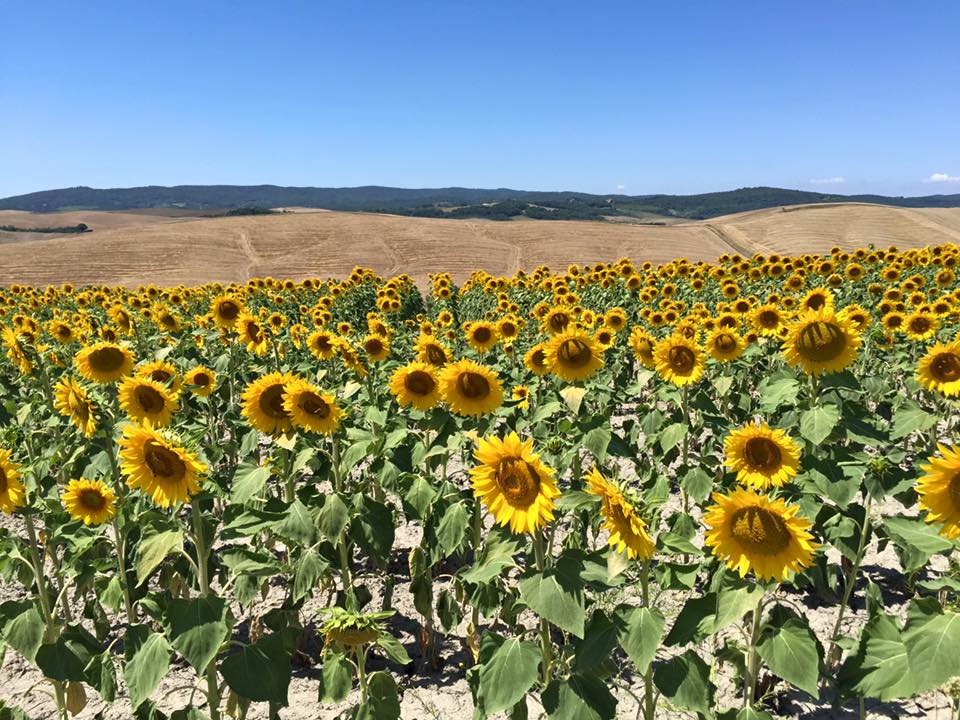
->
[585, 467, 654, 560]
[511, 385, 530, 410]
[119, 424, 206, 507]
[137, 359, 182, 396]
[362, 334, 390, 362]
[307, 330, 339, 360]
[2, 325, 32, 375]
[184, 366, 217, 397]
[629, 327, 656, 369]
[904, 310, 939, 341]
[416, 335, 451, 367]
[837, 304, 872, 332]
[74, 341, 135, 384]
[241, 372, 296, 435]
[118, 376, 179, 427]
[724, 422, 800, 489]
[390, 362, 441, 411]
[799, 287, 834, 313]
[61, 478, 116, 526]
[237, 313, 270, 355]
[0, 449, 26, 515]
[470, 432, 560, 534]
[282, 377, 342, 435]
[706, 327, 744, 362]
[53, 377, 97, 437]
[465, 321, 499, 354]
[916, 445, 960, 538]
[917, 341, 960, 397]
[782, 308, 861, 375]
[751, 304, 784, 337]
[211, 295, 244, 330]
[439, 359, 503, 416]
[653, 334, 705, 386]
[544, 327, 604, 382]
[704, 488, 818, 582]
[523, 343, 550, 376]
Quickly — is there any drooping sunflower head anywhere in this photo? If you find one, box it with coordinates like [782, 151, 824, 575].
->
[704, 488, 818, 582]
[523, 343, 550, 376]
[118, 424, 206, 507]
[439, 359, 503, 417]
[0, 449, 26, 515]
[241, 372, 296, 435]
[53, 377, 97, 437]
[211, 295, 244, 329]
[184, 366, 217, 397]
[782, 308, 861, 376]
[917, 341, 960, 397]
[390, 362, 441, 411]
[653, 334, 705, 386]
[585, 467, 654, 560]
[724, 422, 801, 489]
[74, 342, 135, 384]
[282, 376, 342, 435]
[916, 445, 960, 539]
[470, 432, 560, 534]
[465, 321, 499, 354]
[629, 327, 656, 369]
[706, 327, 744, 362]
[61, 478, 116, 526]
[544, 327, 604, 382]
[118, 376, 179, 427]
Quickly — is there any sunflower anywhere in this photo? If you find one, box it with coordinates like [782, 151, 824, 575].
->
[61, 478, 116, 526]
[585, 468, 654, 560]
[53, 377, 97, 437]
[416, 335, 451, 367]
[74, 342, 135, 384]
[307, 330, 339, 360]
[799, 287, 834, 313]
[916, 445, 960, 538]
[837, 304, 872, 332]
[390, 362, 441, 411]
[604, 308, 628, 332]
[211, 295, 244, 329]
[704, 488, 818, 582]
[439, 359, 503, 416]
[629, 327, 656, 369]
[511, 385, 530, 410]
[653, 334, 705, 386]
[523, 343, 550, 376]
[0, 449, 26, 515]
[118, 376, 179, 427]
[184, 366, 217, 397]
[706, 327, 744, 362]
[241, 372, 295, 435]
[544, 327, 604, 382]
[781, 308, 860, 376]
[904, 311, 939, 341]
[917, 341, 960, 397]
[751, 304, 784, 337]
[282, 377, 342, 435]
[466, 322, 498, 354]
[2, 325, 32, 375]
[119, 424, 206, 507]
[362, 334, 390, 362]
[136, 359, 182, 396]
[237, 313, 270, 355]
[542, 307, 573, 335]
[470, 432, 560, 534]
[724, 422, 801, 489]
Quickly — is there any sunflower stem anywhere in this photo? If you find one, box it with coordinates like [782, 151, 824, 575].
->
[24, 513, 56, 639]
[532, 531, 553, 686]
[827, 494, 872, 668]
[191, 500, 222, 720]
[112, 516, 135, 625]
[640, 560, 656, 720]
[744, 597, 765, 709]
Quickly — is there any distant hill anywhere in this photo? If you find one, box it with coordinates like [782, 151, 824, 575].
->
[2, 184, 959, 221]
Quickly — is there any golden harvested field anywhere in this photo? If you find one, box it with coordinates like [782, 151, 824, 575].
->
[0, 203, 959, 287]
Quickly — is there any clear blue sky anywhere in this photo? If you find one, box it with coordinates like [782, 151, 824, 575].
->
[1, 1, 958, 199]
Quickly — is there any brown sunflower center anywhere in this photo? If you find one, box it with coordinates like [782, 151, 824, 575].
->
[796, 321, 847, 362]
[192, 373, 210, 386]
[557, 338, 593, 368]
[144, 441, 186, 480]
[404, 370, 435, 396]
[89, 346, 126, 372]
[501, 322, 517, 337]
[668, 345, 696, 373]
[0, 467, 7, 492]
[135, 385, 165, 414]
[246, 324, 263, 343]
[300, 392, 330, 418]
[932, 352, 960, 383]
[472, 327, 492, 344]
[715, 333, 738, 353]
[218, 301, 240, 320]
[365, 338, 384, 355]
[456, 371, 490, 400]
[423, 344, 447, 366]
[314, 336, 333, 353]
[909, 317, 931, 334]
[758, 310, 779, 327]
[950, 473, 960, 511]
[549, 313, 570, 332]
[743, 437, 783, 472]
[150, 370, 173, 385]
[79, 489, 105, 510]
[259, 384, 288, 418]
[530, 348, 547, 369]
[496, 457, 541, 507]
[729, 506, 792, 555]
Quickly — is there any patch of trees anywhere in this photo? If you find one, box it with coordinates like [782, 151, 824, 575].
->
[224, 207, 277, 216]
[0, 223, 89, 233]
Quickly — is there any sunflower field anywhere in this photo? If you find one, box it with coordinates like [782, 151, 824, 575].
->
[2, 245, 960, 720]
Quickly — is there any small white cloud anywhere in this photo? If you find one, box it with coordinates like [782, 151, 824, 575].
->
[925, 172, 960, 183]
[616, 184, 625, 191]
[809, 176, 846, 185]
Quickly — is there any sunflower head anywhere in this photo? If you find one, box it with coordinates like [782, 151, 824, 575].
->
[119, 376, 179, 427]
[307, 330, 339, 360]
[724, 422, 801, 489]
[917, 341, 960, 397]
[524, 343, 550, 376]
[282, 377, 342, 435]
[62, 478, 116, 525]
[137, 359, 182, 396]
[466, 321, 498, 354]
[390, 362, 441, 411]
[184, 366, 217, 397]
[511, 385, 530, 410]
[439, 359, 503, 417]
[211, 295, 244, 329]
[585, 468, 654, 560]
[653, 334, 705, 386]
[629, 327, 656, 369]
[0, 449, 26, 515]
[119, 424, 206, 507]
[904, 311, 939, 341]
[53, 377, 97, 437]
[242, 372, 296, 435]
[916, 445, 960, 539]
[544, 327, 604, 382]
[471, 432, 560, 534]
[782, 308, 861, 376]
[75, 342, 135, 384]
[706, 328, 744, 362]
[362, 334, 390, 362]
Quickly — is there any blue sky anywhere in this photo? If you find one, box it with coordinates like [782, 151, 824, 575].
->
[1, 1, 958, 199]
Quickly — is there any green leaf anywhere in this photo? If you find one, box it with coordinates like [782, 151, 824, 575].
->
[123, 632, 171, 709]
[714, 584, 764, 634]
[659, 422, 687, 454]
[355, 671, 400, 720]
[220, 633, 291, 704]
[518, 555, 586, 638]
[35, 625, 101, 683]
[166, 595, 230, 674]
[353, 497, 395, 567]
[757, 377, 800, 413]
[230, 461, 271, 504]
[461, 531, 523, 585]
[680, 467, 713, 503]
[890, 402, 938, 441]
[403, 475, 436, 519]
[85, 651, 117, 703]
[318, 494, 351, 543]
[664, 594, 716, 646]
[292, 550, 329, 603]
[902, 599, 960, 694]
[542, 672, 617, 720]
[560, 387, 586, 415]
[614, 605, 664, 674]
[376, 633, 412, 666]
[883, 516, 955, 574]
[135, 530, 183, 587]
[799, 404, 841, 445]
[478, 637, 540, 715]
[276, 499, 316, 546]
[854, 614, 915, 700]
[757, 611, 821, 697]
[436, 502, 469, 555]
[653, 649, 714, 715]
[574, 611, 619, 672]
[583, 426, 611, 462]
[0, 601, 44, 662]
[318, 649, 352, 703]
